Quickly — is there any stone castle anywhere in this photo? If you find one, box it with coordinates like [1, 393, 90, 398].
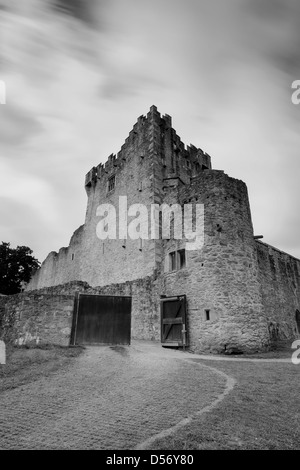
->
[4, 105, 300, 353]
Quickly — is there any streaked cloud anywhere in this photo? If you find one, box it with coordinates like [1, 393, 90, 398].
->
[0, 0, 299, 261]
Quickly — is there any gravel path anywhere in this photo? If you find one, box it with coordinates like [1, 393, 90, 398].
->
[0, 341, 228, 450]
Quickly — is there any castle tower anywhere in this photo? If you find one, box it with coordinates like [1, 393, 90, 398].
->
[160, 170, 270, 352]
[25, 105, 278, 353]
[78, 105, 212, 287]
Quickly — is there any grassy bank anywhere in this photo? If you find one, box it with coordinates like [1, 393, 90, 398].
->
[149, 357, 300, 450]
[0, 345, 83, 392]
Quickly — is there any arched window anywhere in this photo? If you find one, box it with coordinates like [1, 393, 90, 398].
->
[296, 310, 300, 334]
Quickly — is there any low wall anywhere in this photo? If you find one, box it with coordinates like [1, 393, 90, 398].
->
[0, 292, 75, 346]
[0, 276, 162, 347]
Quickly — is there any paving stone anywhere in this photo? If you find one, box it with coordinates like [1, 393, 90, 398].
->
[0, 341, 225, 450]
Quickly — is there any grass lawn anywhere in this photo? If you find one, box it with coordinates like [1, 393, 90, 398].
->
[148, 356, 300, 450]
[0, 345, 83, 393]
[227, 340, 296, 359]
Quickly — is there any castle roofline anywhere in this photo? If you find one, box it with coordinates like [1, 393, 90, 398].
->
[85, 106, 212, 189]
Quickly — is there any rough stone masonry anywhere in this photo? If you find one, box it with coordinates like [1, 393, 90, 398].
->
[1, 106, 300, 353]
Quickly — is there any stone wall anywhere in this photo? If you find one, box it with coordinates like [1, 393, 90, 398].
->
[256, 241, 300, 344]
[3, 237, 300, 352]
[80, 109, 156, 287]
[1, 276, 162, 347]
[0, 293, 75, 346]
[27, 225, 85, 290]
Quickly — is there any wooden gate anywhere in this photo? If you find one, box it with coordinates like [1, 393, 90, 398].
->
[71, 293, 132, 345]
[160, 295, 187, 348]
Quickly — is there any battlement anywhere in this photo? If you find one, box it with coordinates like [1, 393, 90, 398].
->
[85, 106, 212, 192]
[25, 104, 300, 357]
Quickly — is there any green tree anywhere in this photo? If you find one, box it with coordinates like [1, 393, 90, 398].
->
[0, 242, 40, 295]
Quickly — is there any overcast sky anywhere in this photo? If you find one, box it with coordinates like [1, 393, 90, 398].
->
[0, 0, 300, 262]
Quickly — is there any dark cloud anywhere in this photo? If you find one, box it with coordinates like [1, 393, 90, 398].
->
[52, 0, 90, 21]
[51, 0, 101, 28]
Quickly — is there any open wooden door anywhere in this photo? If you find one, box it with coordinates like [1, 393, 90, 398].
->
[160, 295, 187, 348]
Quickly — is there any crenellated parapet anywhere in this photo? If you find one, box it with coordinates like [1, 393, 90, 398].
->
[85, 105, 212, 195]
